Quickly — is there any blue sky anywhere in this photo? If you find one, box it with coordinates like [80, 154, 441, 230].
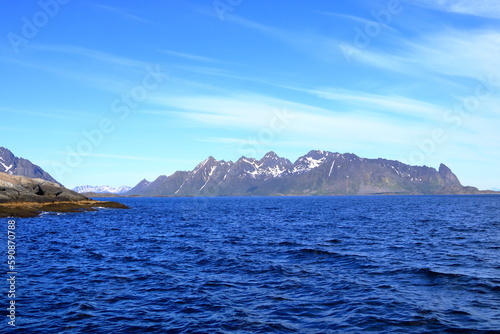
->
[0, 0, 499, 190]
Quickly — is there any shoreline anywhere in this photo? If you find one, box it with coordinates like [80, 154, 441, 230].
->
[0, 200, 129, 218]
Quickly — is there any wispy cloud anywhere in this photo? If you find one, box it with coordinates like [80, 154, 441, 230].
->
[161, 50, 222, 63]
[350, 28, 500, 82]
[31, 44, 147, 68]
[96, 4, 152, 24]
[226, 12, 500, 84]
[3, 45, 153, 94]
[51, 152, 177, 163]
[147, 80, 500, 168]
[299, 87, 444, 121]
[150, 92, 425, 147]
[407, 0, 500, 19]
[0, 107, 82, 121]
[226, 16, 344, 62]
[314, 11, 398, 32]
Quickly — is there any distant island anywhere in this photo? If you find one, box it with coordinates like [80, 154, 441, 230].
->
[127, 150, 498, 197]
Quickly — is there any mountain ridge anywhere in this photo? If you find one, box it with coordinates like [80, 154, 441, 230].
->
[0, 147, 59, 184]
[127, 150, 495, 197]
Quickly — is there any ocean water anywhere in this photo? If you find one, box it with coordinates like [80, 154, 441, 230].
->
[3, 195, 500, 333]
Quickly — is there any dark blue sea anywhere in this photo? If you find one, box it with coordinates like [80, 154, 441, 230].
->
[2, 196, 500, 333]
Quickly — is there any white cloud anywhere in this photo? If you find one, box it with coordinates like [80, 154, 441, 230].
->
[403, 30, 500, 79]
[407, 0, 500, 19]
[96, 4, 152, 24]
[226, 14, 500, 83]
[161, 50, 222, 63]
[0, 107, 82, 121]
[150, 92, 426, 148]
[227, 16, 345, 62]
[315, 11, 398, 32]
[296, 87, 444, 122]
[31, 44, 147, 68]
[350, 28, 500, 83]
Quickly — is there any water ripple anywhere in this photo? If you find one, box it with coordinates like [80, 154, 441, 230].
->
[7, 195, 500, 333]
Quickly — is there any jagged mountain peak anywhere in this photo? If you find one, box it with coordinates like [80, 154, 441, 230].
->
[292, 151, 332, 174]
[198, 156, 217, 166]
[193, 156, 216, 173]
[196, 156, 232, 170]
[262, 151, 279, 160]
[237, 156, 256, 163]
[439, 163, 451, 174]
[154, 175, 168, 182]
[439, 163, 461, 187]
[135, 179, 150, 187]
[0, 146, 60, 184]
[304, 150, 337, 158]
[307, 149, 326, 156]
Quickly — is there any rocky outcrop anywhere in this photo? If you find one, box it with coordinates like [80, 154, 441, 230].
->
[0, 172, 86, 203]
[0, 172, 129, 217]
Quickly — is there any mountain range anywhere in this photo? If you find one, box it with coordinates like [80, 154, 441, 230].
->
[0, 147, 59, 184]
[1, 146, 495, 197]
[127, 150, 489, 197]
[73, 185, 132, 194]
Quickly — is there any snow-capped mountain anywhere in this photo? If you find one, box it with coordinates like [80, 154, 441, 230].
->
[73, 185, 131, 194]
[0, 146, 60, 184]
[127, 150, 484, 196]
[292, 150, 333, 174]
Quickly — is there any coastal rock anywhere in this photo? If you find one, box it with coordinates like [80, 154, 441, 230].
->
[0, 172, 129, 217]
[0, 172, 87, 203]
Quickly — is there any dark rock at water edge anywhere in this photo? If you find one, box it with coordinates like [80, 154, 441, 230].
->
[0, 172, 129, 217]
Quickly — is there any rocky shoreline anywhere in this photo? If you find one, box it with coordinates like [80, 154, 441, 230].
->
[0, 172, 129, 218]
[0, 200, 129, 218]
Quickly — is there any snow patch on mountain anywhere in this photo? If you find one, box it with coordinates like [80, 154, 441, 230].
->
[0, 161, 13, 173]
[292, 156, 327, 174]
[241, 153, 290, 179]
